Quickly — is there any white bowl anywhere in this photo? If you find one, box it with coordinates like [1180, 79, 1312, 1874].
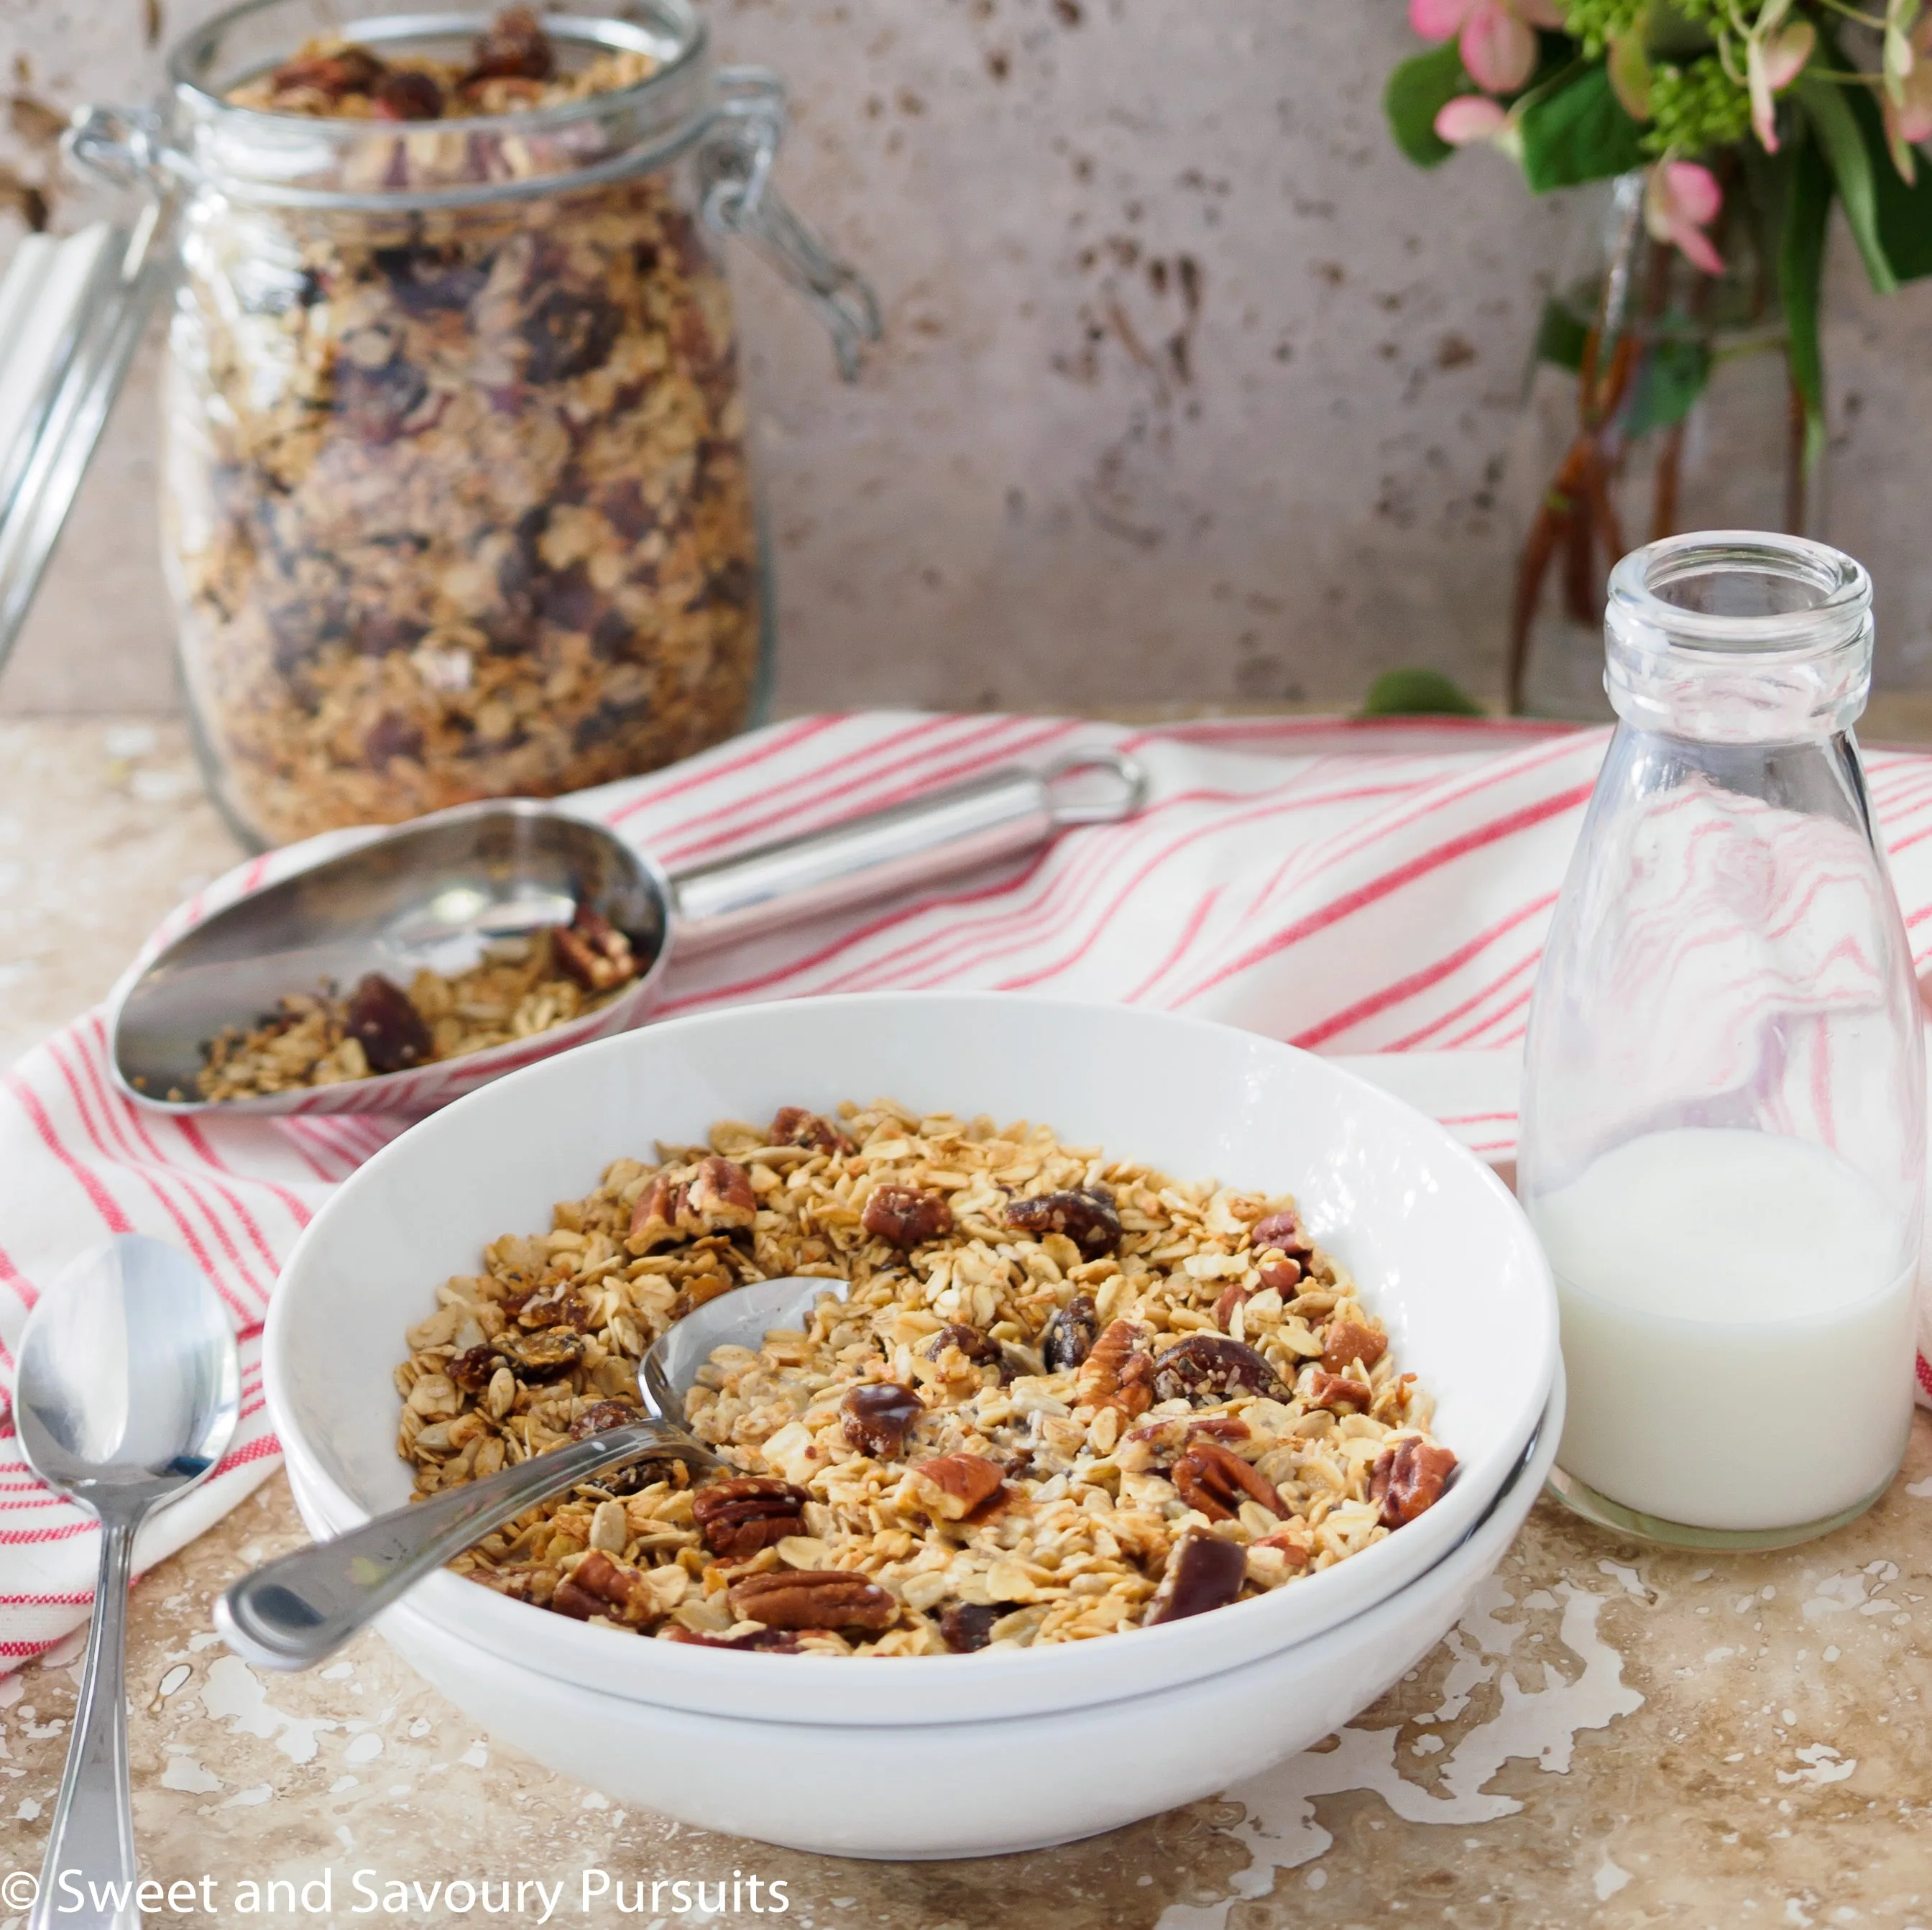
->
[285, 1371, 1562, 1857]
[266, 994, 1556, 1732]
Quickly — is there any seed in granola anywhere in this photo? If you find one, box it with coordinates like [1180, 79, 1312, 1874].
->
[502, 1328, 585, 1378]
[344, 973, 433, 1073]
[1004, 1185, 1123, 1256]
[1171, 1439, 1284, 1523]
[861, 1184, 953, 1249]
[727, 1568, 897, 1634]
[692, 1477, 810, 1559]
[1321, 1319, 1387, 1377]
[1251, 1210, 1315, 1259]
[1147, 1530, 1248, 1625]
[841, 1382, 924, 1458]
[1370, 1438, 1458, 1527]
[1040, 1292, 1100, 1372]
[939, 1602, 1013, 1653]
[551, 906, 639, 994]
[464, 4, 556, 83]
[770, 1106, 853, 1156]
[372, 69, 443, 119]
[1151, 1335, 1292, 1408]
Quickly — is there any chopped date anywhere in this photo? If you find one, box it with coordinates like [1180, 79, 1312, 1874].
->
[923, 1323, 1003, 1369]
[1039, 1292, 1099, 1372]
[692, 1477, 809, 1559]
[448, 1345, 506, 1392]
[861, 1184, 953, 1249]
[465, 4, 556, 81]
[841, 1381, 924, 1457]
[521, 288, 621, 383]
[727, 1568, 897, 1633]
[567, 1399, 644, 1440]
[1370, 1438, 1457, 1527]
[372, 69, 443, 119]
[1147, 1530, 1248, 1625]
[938, 1602, 1005, 1653]
[344, 973, 431, 1073]
[1004, 1185, 1123, 1255]
[1150, 1335, 1291, 1408]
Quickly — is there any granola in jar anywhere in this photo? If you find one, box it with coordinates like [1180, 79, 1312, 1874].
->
[393, 1100, 1455, 1655]
[147, 1, 873, 846]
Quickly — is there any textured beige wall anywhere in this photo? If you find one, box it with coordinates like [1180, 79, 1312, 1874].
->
[0, 0, 1928, 719]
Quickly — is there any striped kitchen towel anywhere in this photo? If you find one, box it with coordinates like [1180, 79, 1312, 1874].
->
[4, 707, 1932, 1663]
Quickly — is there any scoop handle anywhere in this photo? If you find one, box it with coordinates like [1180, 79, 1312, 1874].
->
[666, 746, 1147, 956]
[215, 1420, 716, 1671]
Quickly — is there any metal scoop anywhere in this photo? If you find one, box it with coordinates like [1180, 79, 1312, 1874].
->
[215, 1273, 847, 1671]
[109, 747, 1146, 1115]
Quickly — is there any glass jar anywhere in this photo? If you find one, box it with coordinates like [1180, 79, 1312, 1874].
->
[68, 0, 877, 848]
[1519, 532, 1925, 1550]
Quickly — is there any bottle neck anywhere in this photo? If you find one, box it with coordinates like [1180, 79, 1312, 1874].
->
[1605, 533, 1873, 745]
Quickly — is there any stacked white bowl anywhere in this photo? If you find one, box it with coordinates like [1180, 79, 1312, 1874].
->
[267, 995, 1560, 1857]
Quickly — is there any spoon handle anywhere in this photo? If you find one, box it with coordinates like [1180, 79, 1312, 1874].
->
[31, 1512, 140, 1930]
[216, 1420, 717, 1671]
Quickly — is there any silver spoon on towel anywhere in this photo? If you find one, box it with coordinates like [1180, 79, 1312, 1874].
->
[215, 1274, 847, 1671]
[16, 1236, 241, 1930]
[109, 749, 1146, 1118]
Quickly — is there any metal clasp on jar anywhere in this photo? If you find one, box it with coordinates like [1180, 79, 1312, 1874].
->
[699, 68, 881, 382]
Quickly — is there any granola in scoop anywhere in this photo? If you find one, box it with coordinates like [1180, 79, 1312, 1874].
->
[395, 1102, 1455, 1654]
[170, 9, 759, 846]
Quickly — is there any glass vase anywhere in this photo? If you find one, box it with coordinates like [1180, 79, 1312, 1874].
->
[1507, 173, 1820, 720]
[1519, 532, 1925, 1550]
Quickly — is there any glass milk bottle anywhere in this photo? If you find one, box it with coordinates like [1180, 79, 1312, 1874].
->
[1520, 532, 1926, 1550]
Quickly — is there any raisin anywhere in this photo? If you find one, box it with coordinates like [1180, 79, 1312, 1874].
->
[372, 70, 443, 119]
[448, 1345, 505, 1392]
[372, 246, 489, 315]
[842, 1382, 924, 1457]
[364, 714, 423, 765]
[1147, 1530, 1248, 1625]
[1150, 1335, 1291, 1408]
[344, 973, 431, 1073]
[568, 1399, 643, 1440]
[522, 288, 620, 383]
[466, 5, 556, 81]
[861, 1185, 952, 1249]
[1040, 1293, 1099, 1372]
[939, 1602, 1006, 1653]
[924, 1323, 1002, 1369]
[1005, 1186, 1123, 1255]
[336, 356, 431, 444]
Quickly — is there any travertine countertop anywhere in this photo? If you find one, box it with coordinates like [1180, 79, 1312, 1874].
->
[3, 716, 1932, 1930]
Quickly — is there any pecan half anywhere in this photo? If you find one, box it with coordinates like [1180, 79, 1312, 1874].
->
[687, 1155, 756, 1230]
[905, 1453, 1007, 1521]
[1172, 1439, 1284, 1522]
[502, 1328, 584, 1378]
[692, 1476, 809, 1559]
[771, 1106, 852, 1156]
[345, 973, 432, 1074]
[628, 1173, 686, 1249]
[1212, 1281, 1249, 1332]
[553, 904, 638, 993]
[1250, 1209, 1315, 1259]
[1074, 1319, 1156, 1417]
[1151, 1335, 1291, 1407]
[1003, 1185, 1122, 1256]
[1321, 1320, 1386, 1377]
[727, 1568, 897, 1632]
[1370, 1438, 1458, 1527]
[861, 1184, 953, 1249]
[842, 1382, 924, 1457]
[1306, 1369, 1371, 1413]
[551, 1549, 653, 1626]
[1040, 1293, 1099, 1373]
[1147, 1530, 1248, 1625]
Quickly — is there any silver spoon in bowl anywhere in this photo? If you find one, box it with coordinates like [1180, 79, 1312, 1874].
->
[15, 1235, 241, 1930]
[215, 1274, 849, 1672]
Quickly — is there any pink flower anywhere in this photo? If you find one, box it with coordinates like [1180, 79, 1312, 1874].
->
[1410, 0, 1563, 95]
[1745, 19, 1814, 152]
[1884, 16, 1932, 179]
[1644, 161, 1725, 276]
[1434, 94, 1510, 144]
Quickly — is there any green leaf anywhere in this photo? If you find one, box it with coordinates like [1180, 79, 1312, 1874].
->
[1777, 129, 1832, 469]
[1622, 336, 1714, 438]
[1361, 668, 1487, 717]
[1534, 296, 1591, 371]
[1519, 66, 1650, 191]
[1844, 80, 1932, 280]
[1385, 45, 1468, 170]
[1795, 73, 1899, 294]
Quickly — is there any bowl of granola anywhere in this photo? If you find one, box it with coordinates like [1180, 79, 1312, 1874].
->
[264, 992, 1558, 1852]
